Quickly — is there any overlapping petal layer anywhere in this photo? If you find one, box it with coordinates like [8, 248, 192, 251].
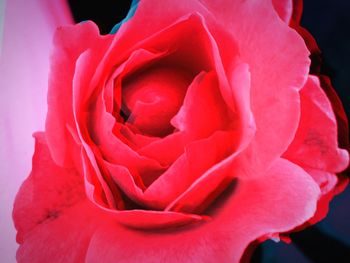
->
[14, 135, 320, 262]
[14, 0, 349, 262]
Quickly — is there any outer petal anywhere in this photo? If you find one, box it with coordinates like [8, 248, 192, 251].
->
[284, 75, 349, 224]
[14, 134, 319, 263]
[12, 133, 89, 262]
[319, 75, 349, 150]
[85, 158, 319, 263]
[302, 167, 348, 225]
[16, 200, 100, 263]
[284, 76, 349, 173]
[199, 0, 310, 178]
[271, 0, 303, 25]
[45, 22, 112, 167]
[272, 0, 293, 23]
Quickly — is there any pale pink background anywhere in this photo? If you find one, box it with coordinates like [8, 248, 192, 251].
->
[0, 0, 72, 261]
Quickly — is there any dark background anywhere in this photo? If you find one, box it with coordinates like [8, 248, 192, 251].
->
[67, 1, 350, 262]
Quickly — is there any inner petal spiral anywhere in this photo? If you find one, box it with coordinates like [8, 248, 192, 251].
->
[121, 66, 193, 137]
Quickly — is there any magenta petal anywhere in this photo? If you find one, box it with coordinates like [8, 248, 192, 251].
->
[16, 201, 99, 263]
[144, 131, 234, 208]
[272, 0, 293, 23]
[14, 135, 319, 262]
[304, 168, 348, 225]
[13, 132, 84, 242]
[171, 71, 230, 139]
[84, 158, 319, 263]
[45, 22, 112, 167]
[198, 0, 310, 178]
[284, 76, 349, 173]
[137, 132, 186, 166]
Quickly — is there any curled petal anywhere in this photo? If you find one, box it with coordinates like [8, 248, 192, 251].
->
[284, 76, 349, 173]
[84, 158, 319, 263]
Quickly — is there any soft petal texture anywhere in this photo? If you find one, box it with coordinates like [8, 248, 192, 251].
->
[45, 22, 112, 167]
[171, 71, 230, 139]
[13, 133, 85, 242]
[143, 131, 234, 209]
[123, 66, 190, 137]
[84, 158, 319, 263]
[284, 76, 349, 173]
[284, 75, 349, 224]
[12, 1, 349, 262]
[302, 167, 348, 225]
[318, 75, 349, 150]
[272, 0, 293, 23]
[13, 135, 320, 263]
[116, 0, 310, 178]
[43, 0, 311, 194]
[89, 0, 310, 181]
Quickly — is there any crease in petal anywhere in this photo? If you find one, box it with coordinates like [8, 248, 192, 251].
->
[82, 146, 206, 229]
[171, 71, 232, 140]
[144, 131, 234, 209]
[84, 158, 319, 263]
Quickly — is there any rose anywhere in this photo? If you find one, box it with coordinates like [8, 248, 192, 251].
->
[13, 0, 349, 262]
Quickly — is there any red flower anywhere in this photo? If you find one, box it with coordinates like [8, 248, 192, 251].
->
[13, 0, 349, 262]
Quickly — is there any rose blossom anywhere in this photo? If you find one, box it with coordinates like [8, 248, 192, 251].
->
[13, 0, 349, 262]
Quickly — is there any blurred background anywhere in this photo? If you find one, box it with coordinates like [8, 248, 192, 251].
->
[1, 0, 349, 262]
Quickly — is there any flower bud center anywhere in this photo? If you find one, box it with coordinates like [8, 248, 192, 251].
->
[122, 66, 191, 137]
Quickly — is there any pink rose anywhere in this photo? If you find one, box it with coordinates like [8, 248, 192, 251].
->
[13, 0, 349, 262]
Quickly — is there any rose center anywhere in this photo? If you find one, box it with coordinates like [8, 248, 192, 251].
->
[121, 66, 192, 137]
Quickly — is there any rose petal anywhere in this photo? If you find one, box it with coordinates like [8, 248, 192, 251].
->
[103, 131, 233, 210]
[92, 13, 215, 95]
[72, 51, 163, 207]
[13, 132, 85, 244]
[304, 168, 349, 225]
[171, 71, 231, 140]
[272, 0, 293, 23]
[319, 75, 349, 150]
[84, 154, 205, 229]
[118, 0, 310, 179]
[144, 131, 234, 208]
[45, 22, 112, 167]
[284, 76, 349, 173]
[13, 132, 204, 253]
[84, 158, 319, 263]
[205, 0, 310, 178]
[87, 86, 162, 172]
[103, 48, 168, 116]
[14, 135, 319, 262]
[124, 66, 191, 137]
[16, 200, 99, 263]
[137, 131, 186, 166]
